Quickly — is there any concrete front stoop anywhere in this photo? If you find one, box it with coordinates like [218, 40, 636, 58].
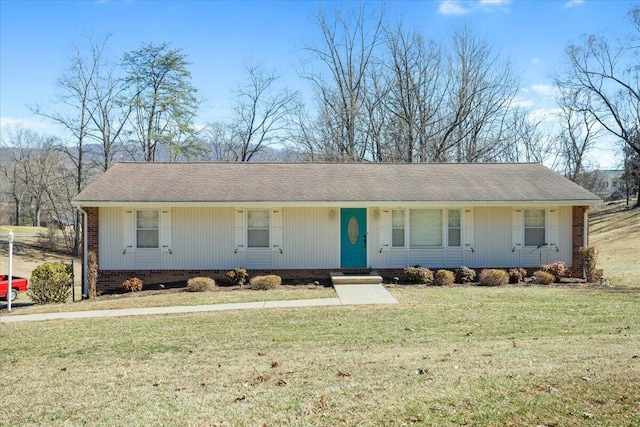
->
[329, 271, 383, 285]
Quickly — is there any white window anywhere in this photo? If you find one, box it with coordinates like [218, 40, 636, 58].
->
[391, 209, 405, 247]
[136, 210, 159, 249]
[448, 210, 461, 247]
[247, 209, 270, 248]
[524, 209, 546, 247]
[410, 209, 442, 247]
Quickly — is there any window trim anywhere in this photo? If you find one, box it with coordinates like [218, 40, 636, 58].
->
[387, 208, 467, 250]
[391, 209, 406, 248]
[246, 208, 271, 249]
[409, 208, 443, 248]
[523, 208, 547, 248]
[135, 209, 160, 250]
[447, 209, 461, 248]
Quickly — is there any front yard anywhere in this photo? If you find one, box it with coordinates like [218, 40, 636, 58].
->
[1, 285, 638, 426]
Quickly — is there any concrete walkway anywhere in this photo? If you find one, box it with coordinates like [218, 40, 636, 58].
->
[333, 284, 399, 305]
[0, 284, 398, 323]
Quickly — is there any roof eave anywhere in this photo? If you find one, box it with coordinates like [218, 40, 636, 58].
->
[71, 199, 600, 208]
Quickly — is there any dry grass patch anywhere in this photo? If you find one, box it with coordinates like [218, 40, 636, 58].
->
[1, 286, 638, 426]
[590, 200, 640, 287]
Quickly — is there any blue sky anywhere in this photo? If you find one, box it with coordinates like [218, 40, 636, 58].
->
[0, 0, 635, 167]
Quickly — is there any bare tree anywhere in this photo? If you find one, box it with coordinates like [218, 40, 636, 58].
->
[88, 37, 133, 171]
[228, 64, 297, 162]
[199, 122, 233, 161]
[383, 24, 445, 162]
[30, 36, 100, 195]
[0, 125, 33, 225]
[302, 5, 384, 161]
[489, 107, 552, 164]
[556, 7, 640, 206]
[554, 88, 602, 181]
[434, 26, 520, 162]
[29, 35, 112, 252]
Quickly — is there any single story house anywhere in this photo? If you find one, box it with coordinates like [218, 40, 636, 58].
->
[72, 162, 600, 292]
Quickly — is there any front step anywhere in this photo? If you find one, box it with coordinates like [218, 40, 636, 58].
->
[330, 271, 383, 285]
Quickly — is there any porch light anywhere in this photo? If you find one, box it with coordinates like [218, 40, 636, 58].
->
[329, 209, 336, 220]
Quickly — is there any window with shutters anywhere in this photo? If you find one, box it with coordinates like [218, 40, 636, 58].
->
[524, 209, 546, 247]
[247, 209, 270, 248]
[136, 210, 159, 249]
[391, 209, 405, 247]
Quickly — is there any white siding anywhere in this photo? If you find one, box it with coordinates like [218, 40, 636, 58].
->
[100, 207, 132, 269]
[409, 249, 445, 266]
[444, 248, 464, 267]
[244, 250, 273, 269]
[468, 207, 520, 267]
[99, 207, 236, 270]
[171, 207, 236, 269]
[274, 207, 340, 269]
[98, 204, 575, 271]
[553, 206, 573, 265]
[389, 250, 409, 268]
[368, 209, 386, 268]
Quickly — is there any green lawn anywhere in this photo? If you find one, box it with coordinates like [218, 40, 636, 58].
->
[2, 286, 638, 426]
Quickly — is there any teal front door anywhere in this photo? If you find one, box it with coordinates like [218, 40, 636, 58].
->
[340, 208, 367, 268]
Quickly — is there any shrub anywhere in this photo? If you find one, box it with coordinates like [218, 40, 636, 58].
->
[533, 270, 555, 285]
[250, 275, 282, 290]
[226, 268, 248, 287]
[541, 261, 571, 282]
[433, 270, 455, 286]
[579, 246, 599, 282]
[478, 269, 508, 287]
[403, 265, 433, 284]
[122, 277, 143, 292]
[508, 268, 527, 284]
[27, 262, 73, 304]
[455, 266, 476, 284]
[186, 277, 216, 292]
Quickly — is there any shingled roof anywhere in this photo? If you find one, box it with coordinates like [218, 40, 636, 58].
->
[72, 162, 600, 206]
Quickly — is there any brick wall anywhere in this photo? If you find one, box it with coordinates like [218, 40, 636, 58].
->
[572, 206, 588, 278]
[80, 207, 99, 296]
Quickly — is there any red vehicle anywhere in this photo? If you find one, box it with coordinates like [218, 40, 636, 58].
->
[0, 275, 28, 302]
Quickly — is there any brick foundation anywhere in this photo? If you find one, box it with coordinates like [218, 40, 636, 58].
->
[96, 268, 379, 293]
[95, 267, 550, 292]
[572, 206, 588, 279]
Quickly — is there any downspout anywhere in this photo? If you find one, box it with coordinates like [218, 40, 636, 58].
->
[583, 209, 588, 248]
[80, 207, 89, 299]
[583, 208, 589, 280]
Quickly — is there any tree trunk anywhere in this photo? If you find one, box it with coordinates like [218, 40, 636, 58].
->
[13, 197, 20, 226]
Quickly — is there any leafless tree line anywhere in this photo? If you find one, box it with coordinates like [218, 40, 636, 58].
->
[3, 4, 640, 247]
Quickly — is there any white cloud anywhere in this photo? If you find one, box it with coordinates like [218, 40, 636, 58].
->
[479, 0, 511, 5]
[438, 0, 511, 15]
[563, 0, 584, 9]
[0, 116, 56, 137]
[530, 83, 558, 99]
[438, 1, 471, 16]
